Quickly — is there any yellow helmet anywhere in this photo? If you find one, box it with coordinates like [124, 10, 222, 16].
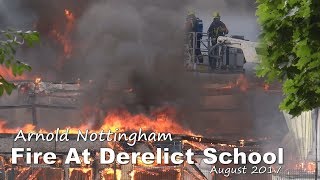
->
[188, 9, 195, 16]
[213, 12, 220, 18]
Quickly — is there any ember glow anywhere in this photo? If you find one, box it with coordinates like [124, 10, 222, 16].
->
[101, 168, 121, 180]
[220, 74, 249, 91]
[295, 162, 316, 173]
[220, 82, 235, 90]
[64, 9, 75, 22]
[131, 167, 181, 180]
[35, 77, 41, 84]
[69, 168, 93, 179]
[272, 161, 316, 175]
[218, 74, 280, 92]
[236, 74, 249, 92]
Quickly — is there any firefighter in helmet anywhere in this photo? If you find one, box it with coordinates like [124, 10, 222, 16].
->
[207, 12, 229, 46]
[185, 10, 204, 63]
[185, 10, 197, 33]
[207, 12, 228, 69]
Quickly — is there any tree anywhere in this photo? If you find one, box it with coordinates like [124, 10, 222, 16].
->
[0, 30, 40, 96]
[256, 0, 320, 116]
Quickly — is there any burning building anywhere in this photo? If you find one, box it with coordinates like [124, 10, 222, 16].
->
[0, 74, 283, 179]
[0, 128, 268, 180]
[0, 0, 298, 179]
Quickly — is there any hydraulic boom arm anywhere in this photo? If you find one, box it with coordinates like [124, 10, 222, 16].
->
[217, 36, 259, 63]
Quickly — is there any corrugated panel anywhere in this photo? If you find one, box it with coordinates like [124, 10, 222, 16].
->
[283, 111, 313, 160]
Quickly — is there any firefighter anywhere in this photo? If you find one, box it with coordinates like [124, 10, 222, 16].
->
[185, 10, 197, 33]
[185, 10, 203, 63]
[207, 12, 228, 69]
[207, 12, 229, 46]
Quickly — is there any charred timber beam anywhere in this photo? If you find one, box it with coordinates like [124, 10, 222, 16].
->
[33, 104, 79, 109]
[201, 91, 235, 96]
[178, 135, 266, 147]
[0, 105, 31, 109]
[0, 104, 78, 110]
[198, 108, 241, 112]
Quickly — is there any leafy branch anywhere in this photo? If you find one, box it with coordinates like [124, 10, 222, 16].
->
[256, 0, 320, 116]
[0, 30, 40, 96]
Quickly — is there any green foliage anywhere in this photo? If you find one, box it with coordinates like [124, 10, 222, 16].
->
[256, 0, 320, 116]
[0, 30, 40, 95]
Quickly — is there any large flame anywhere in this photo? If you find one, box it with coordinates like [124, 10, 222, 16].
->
[99, 109, 193, 135]
[0, 108, 194, 179]
[0, 108, 194, 136]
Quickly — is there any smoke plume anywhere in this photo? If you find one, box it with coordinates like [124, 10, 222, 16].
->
[0, 0, 281, 138]
[73, 0, 204, 127]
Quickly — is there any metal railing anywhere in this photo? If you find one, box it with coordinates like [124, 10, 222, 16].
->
[185, 32, 211, 64]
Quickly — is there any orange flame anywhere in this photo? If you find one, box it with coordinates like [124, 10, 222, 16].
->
[101, 168, 122, 180]
[295, 162, 316, 172]
[220, 74, 249, 91]
[236, 74, 248, 92]
[51, 29, 73, 59]
[0, 108, 194, 136]
[62, 9, 74, 58]
[99, 109, 193, 135]
[69, 168, 92, 179]
[0, 120, 36, 133]
[220, 82, 235, 90]
[64, 9, 75, 21]
[35, 77, 41, 84]
[50, 9, 75, 68]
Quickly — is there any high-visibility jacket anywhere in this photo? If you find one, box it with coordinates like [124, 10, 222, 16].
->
[207, 20, 228, 38]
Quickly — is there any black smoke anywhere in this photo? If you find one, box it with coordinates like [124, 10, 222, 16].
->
[0, 0, 273, 137]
